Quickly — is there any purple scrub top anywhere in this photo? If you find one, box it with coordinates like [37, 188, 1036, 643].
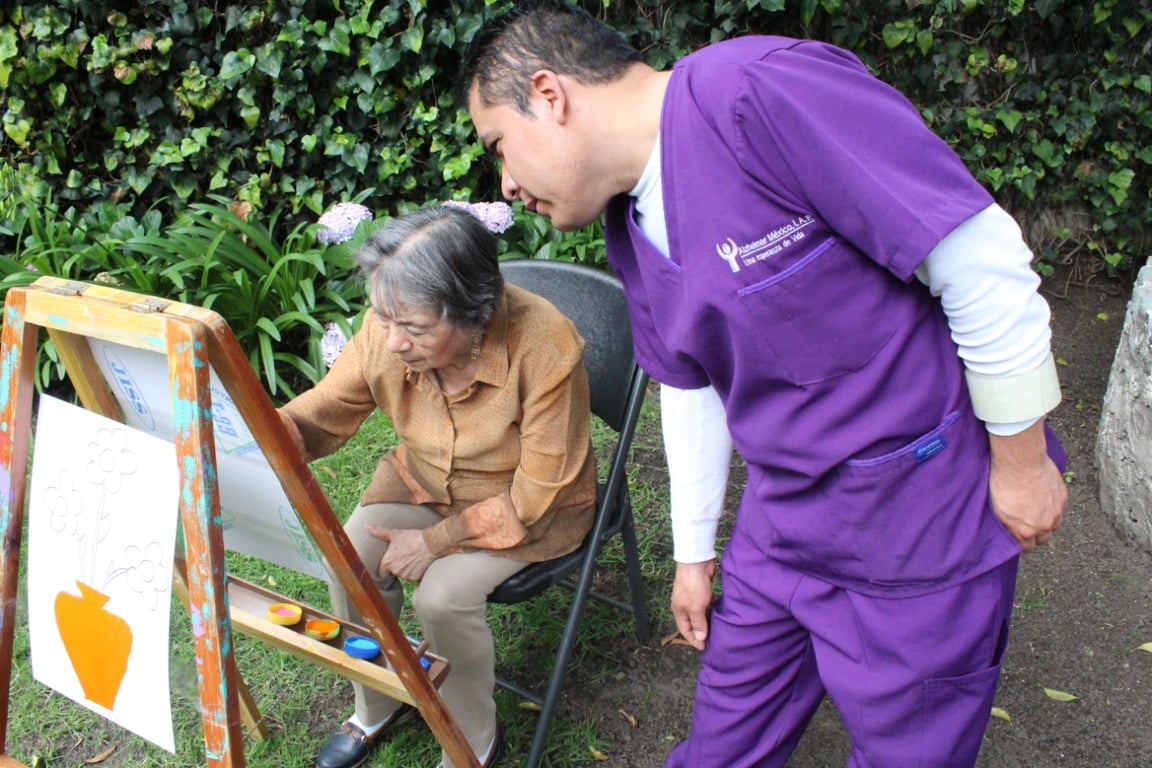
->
[604, 37, 1029, 596]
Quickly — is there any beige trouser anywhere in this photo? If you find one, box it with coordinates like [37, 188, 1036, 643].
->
[329, 502, 526, 767]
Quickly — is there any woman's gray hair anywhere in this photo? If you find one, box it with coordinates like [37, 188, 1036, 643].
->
[354, 206, 504, 331]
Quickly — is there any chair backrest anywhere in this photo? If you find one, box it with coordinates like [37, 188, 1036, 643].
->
[499, 259, 639, 433]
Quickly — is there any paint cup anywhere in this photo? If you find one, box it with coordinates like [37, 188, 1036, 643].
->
[343, 635, 381, 659]
[304, 618, 340, 641]
[266, 603, 302, 626]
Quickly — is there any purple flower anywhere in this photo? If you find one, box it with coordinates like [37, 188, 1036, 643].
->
[317, 202, 374, 245]
[321, 321, 350, 367]
[442, 200, 515, 234]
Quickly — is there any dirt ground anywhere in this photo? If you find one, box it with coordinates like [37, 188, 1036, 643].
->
[560, 264, 1152, 768]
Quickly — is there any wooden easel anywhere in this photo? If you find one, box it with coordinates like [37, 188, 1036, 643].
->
[0, 277, 480, 768]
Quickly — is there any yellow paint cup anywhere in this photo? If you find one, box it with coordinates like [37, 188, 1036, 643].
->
[267, 603, 302, 626]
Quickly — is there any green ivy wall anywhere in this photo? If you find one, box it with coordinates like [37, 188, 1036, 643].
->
[2, 0, 1150, 270]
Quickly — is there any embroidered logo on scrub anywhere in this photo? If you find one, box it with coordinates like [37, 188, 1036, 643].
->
[715, 215, 816, 273]
[914, 436, 947, 463]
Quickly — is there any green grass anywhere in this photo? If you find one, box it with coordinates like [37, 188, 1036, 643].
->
[4, 388, 677, 767]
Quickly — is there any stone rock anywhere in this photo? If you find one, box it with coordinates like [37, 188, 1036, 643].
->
[1097, 262, 1152, 552]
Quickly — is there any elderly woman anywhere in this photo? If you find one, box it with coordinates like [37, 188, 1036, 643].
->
[278, 205, 597, 768]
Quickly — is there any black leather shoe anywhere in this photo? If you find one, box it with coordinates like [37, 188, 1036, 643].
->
[315, 706, 416, 768]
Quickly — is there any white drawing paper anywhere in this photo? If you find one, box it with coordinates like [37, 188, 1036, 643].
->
[28, 395, 179, 752]
[88, 338, 331, 580]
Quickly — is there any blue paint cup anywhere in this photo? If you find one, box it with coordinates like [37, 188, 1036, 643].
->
[343, 635, 381, 660]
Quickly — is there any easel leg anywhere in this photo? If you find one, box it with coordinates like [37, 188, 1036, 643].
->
[173, 560, 269, 741]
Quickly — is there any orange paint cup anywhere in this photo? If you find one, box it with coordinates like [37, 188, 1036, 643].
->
[304, 619, 340, 641]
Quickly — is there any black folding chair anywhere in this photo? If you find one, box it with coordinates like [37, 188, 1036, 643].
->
[491, 259, 652, 768]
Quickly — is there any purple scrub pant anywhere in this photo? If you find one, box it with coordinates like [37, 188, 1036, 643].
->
[666, 524, 1019, 768]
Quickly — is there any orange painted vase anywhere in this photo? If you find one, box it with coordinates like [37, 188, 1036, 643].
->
[54, 580, 134, 709]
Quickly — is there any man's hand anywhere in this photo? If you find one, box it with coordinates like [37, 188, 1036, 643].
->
[988, 419, 1068, 552]
[671, 559, 717, 651]
[367, 526, 437, 581]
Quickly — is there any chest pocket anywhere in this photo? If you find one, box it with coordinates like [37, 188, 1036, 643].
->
[737, 237, 902, 386]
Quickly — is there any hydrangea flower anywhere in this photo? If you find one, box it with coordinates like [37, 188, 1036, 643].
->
[317, 201, 514, 368]
[442, 200, 515, 234]
[317, 202, 374, 245]
[321, 321, 350, 368]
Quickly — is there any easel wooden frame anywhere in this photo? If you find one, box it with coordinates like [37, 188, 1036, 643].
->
[0, 277, 479, 768]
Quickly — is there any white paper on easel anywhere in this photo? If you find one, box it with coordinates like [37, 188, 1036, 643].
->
[87, 338, 331, 581]
[27, 395, 179, 752]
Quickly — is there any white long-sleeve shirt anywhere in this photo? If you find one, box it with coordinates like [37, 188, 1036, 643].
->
[632, 142, 1060, 563]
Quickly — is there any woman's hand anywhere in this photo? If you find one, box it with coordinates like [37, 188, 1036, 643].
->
[367, 525, 437, 581]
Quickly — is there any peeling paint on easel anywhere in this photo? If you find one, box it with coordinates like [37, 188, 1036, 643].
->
[3, 305, 23, 330]
[0, 338, 21, 405]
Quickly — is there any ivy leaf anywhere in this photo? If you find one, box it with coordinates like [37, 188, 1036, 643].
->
[916, 29, 934, 55]
[266, 139, 286, 168]
[402, 25, 424, 54]
[881, 22, 910, 49]
[256, 47, 281, 79]
[219, 49, 256, 80]
[997, 109, 1024, 133]
[1107, 169, 1135, 205]
[1043, 687, 1079, 702]
[367, 42, 400, 75]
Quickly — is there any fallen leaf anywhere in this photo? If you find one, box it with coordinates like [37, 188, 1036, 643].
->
[1056, 357, 1069, 366]
[266, 575, 278, 587]
[990, 706, 1012, 722]
[32, 757, 45, 768]
[589, 745, 610, 761]
[1043, 687, 1079, 702]
[319, 465, 338, 479]
[1136, 642, 1152, 653]
[84, 743, 119, 763]
[1096, 312, 1110, 321]
[660, 630, 696, 648]
[519, 700, 542, 711]
[619, 708, 638, 728]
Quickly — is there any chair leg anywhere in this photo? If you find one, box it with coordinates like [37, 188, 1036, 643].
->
[620, 511, 651, 645]
[522, 550, 604, 768]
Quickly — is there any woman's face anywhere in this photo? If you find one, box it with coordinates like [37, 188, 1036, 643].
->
[375, 302, 472, 372]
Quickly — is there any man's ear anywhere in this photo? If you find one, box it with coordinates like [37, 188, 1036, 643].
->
[529, 69, 570, 124]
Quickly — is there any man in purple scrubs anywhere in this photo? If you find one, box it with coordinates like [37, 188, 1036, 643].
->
[460, 2, 1068, 765]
